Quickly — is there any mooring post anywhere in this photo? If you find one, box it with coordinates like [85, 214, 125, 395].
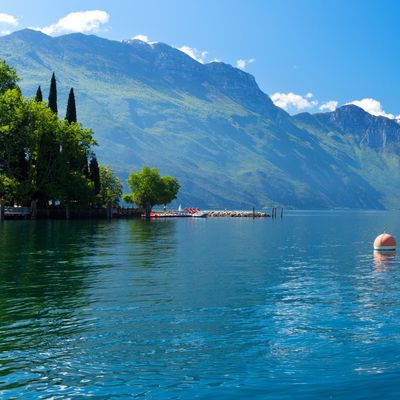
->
[281, 207, 283, 219]
[253, 207, 255, 218]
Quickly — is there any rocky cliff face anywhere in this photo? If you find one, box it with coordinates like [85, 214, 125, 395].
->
[294, 105, 400, 152]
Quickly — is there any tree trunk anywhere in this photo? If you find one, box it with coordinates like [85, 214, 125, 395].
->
[145, 204, 152, 219]
[0, 199, 5, 221]
[31, 199, 37, 219]
[107, 201, 112, 219]
[65, 203, 70, 220]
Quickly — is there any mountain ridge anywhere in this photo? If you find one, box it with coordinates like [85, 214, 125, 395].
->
[1, 29, 399, 209]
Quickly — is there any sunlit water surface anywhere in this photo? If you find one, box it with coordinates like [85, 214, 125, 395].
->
[0, 211, 399, 399]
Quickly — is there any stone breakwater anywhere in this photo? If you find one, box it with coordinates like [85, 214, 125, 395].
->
[208, 210, 269, 218]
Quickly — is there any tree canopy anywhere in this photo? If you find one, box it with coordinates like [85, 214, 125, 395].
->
[0, 60, 97, 213]
[65, 88, 77, 123]
[48, 72, 57, 114]
[0, 60, 19, 95]
[99, 165, 123, 206]
[123, 166, 180, 218]
[35, 85, 43, 102]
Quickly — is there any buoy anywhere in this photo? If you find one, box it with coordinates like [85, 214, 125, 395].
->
[373, 232, 397, 251]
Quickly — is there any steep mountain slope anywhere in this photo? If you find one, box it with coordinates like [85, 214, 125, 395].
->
[0, 29, 399, 209]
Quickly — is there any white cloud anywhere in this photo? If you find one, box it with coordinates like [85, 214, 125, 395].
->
[346, 98, 399, 119]
[235, 58, 255, 70]
[35, 10, 109, 35]
[319, 100, 338, 112]
[0, 13, 18, 26]
[132, 34, 150, 43]
[271, 92, 318, 111]
[130, 34, 158, 45]
[178, 46, 208, 63]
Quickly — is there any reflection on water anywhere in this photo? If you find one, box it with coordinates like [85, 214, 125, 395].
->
[374, 250, 397, 272]
[0, 213, 399, 399]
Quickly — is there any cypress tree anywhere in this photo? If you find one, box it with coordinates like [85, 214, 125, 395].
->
[35, 85, 43, 102]
[65, 88, 77, 123]
[89, 157, 101, 196]
[48, 72, 57, 114]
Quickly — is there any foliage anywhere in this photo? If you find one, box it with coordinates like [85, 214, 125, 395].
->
[48, 72, 57, 114]
[0, 62, 97, 208]
[89, 157, 101, 196]
[99, 165, 123, 206]
[35, 85, 43, 102]
[65, 88, 77, 123]
[0, 174, 17, 203]
[123, 166, 180, 217]
[0, 59, 19, 94]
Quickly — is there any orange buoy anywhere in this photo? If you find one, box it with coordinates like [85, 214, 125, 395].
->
[373, 232, 397, 251]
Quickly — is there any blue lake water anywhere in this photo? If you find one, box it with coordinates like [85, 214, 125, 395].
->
[0, 211, 399, 399]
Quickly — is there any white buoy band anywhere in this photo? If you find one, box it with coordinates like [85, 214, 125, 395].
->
[374, 245, 396, 251]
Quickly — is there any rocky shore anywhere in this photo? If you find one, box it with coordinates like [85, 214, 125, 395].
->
[207, 210, 269, 218]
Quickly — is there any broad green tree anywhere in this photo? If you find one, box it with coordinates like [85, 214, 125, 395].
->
[99, 166, 123, 206]
[0, 174, 17, 204]
[0, 60, 97, 216]
[0, 60, 19, 94]
[123, 166, 180, 218]
[0, 174, 17, 219]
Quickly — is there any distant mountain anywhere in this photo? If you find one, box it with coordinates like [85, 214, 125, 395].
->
[0, 29, 399, 209]
[294, 105, 400, 151]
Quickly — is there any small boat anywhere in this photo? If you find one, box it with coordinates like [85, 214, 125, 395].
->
[147, 207, 208, 218]
[185, 208, 208, 218]
[149, 211, 192, 218]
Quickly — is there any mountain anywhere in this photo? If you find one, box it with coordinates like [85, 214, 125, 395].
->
[0, 29, 399, 209]
[294, 105, 400, 151]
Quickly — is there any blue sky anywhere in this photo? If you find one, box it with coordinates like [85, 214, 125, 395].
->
[1, 0, 400, 118]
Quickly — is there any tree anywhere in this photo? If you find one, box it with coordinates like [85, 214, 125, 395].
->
[123, 166, 180, 218]
[0, 174, 17, 203]
[65, 88, 77, 123]
[0, 59, 19, 94]
[99, 166, 123, 206]
[55, 120, 96, 208]
[65, 87, 87, 173]
[48, 72, 57, 114]
[89, 157, 101, 196]
[0, 88, 30, 203]
[35, 85, 43, 102]
[0, 174, 17, 219]
[0, 60, 97, 216]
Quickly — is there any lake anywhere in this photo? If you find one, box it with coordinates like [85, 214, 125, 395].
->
[0, 211, 399, 399]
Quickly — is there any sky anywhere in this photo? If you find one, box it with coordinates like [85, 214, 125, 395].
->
[1, 0, 400, 118]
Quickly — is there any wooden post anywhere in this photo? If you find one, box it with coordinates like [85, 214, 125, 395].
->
[252, 207, 255, 218]
[65, 203, 70, 220]
[281, 208, 283, 219]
